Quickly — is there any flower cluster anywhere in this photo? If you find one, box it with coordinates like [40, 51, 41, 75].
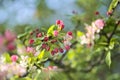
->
[80, 19, 105, 47]
[0, 30, 16, 54]
[26, 20, 73, 56]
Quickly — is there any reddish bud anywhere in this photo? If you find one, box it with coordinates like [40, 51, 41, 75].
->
[51, 39, 57, 43]
[107, 11, 112, 16]
[30, 32, 33, 35]
[37, 33, 42, 37]
[29, 39, 34, 44]
[65, 45, 70, 50]
[54, 48, 58, 53]
[56, 20, 62, 25]
[59, 48, 64, 53]
[95, 11, 99, 15]
[53, 30, 59, 37]
[7, 43, 15, 51]
[11, 55, 18, 62]
[46, 46, 50, 51]
[44, 36, 49, 42]
[67, 31, 72, 36]
[51, 50, 55, 56]
[59, 24, 64, 30]
[42, 43, 47, 49]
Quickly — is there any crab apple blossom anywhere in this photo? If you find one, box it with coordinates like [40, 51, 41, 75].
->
[94, 19, 105, 30]
[26, 47, 35, 54]
[11, 55, 18, 62]
[53, 30, 59, 37]
[29, 39, 34, 44]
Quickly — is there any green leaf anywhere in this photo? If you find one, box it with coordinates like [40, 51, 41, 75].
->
[38, 49, 45, 59]
[3, 53, 11, 63]
[105, 51, 111, 68]
[108, 0, 119, 12]
[47, 25, 55, 36]
[77, 31, 84, 37]
[17, 32, 28, 39]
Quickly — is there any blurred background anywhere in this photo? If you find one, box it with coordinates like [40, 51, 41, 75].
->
[1, 0, 118, 32]
[0, 0, 120, 80]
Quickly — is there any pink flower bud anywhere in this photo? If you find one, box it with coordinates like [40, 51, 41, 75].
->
[51, 39, 57, 44]
[94, 19, 105, 29]
[51, 50, 55, 56]
[26, 47, 35, 53]
[65, 45, 70, 50]
[54, 48, 58, 53]
[44, 36, 49, 42]
[11, 55, 18, 62]
[67, 31, 72, 36]
[95, 11, 99, 15]
[37, 33, 42, 37]
[29, 39, 34, 44]
[7, 43, 15, 51]
[59, 23, 64, 30]
[46, 46, 50, 51]
[53, 30, 59, 37]
[5, 30, 16, 42]
[56, 20, 63, 25]
[42, 43, 47, 49]
[59, 48, 64, 53]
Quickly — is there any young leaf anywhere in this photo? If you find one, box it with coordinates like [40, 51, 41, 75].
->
[47, 25, 55, 36]
[17, 32, 28, 39]
[77, 31, 84, 37]
[3, 53, 11, 63]
[38, 49, 45, 59]
[105, 51, 111, 68]
[108, 0, 119, 12]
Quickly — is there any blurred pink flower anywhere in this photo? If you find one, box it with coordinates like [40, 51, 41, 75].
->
[7, 42, 16, 51]
[94, 19, 105, 30]
[5, 30, 16, 42]
[26, 47, 35, 54]
[0, 35, 5, 46]
[11, 55, 18, 62]
[53, 30, 59, 37]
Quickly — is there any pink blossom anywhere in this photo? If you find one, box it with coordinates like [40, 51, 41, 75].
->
[56, 20, 64, 30]
[0, 35, 5, 46]
[26, 47, 35, 54]
[56, 20, 63, 25]
[53, 30, 59, 37]
[29, 39, 34, 44]
[5, 30, 16, 42]
[11, 55, 18, 62]
[7, 42, 16, 51]
[94, 19, 105, 29]
[65, 45, 70, 50]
